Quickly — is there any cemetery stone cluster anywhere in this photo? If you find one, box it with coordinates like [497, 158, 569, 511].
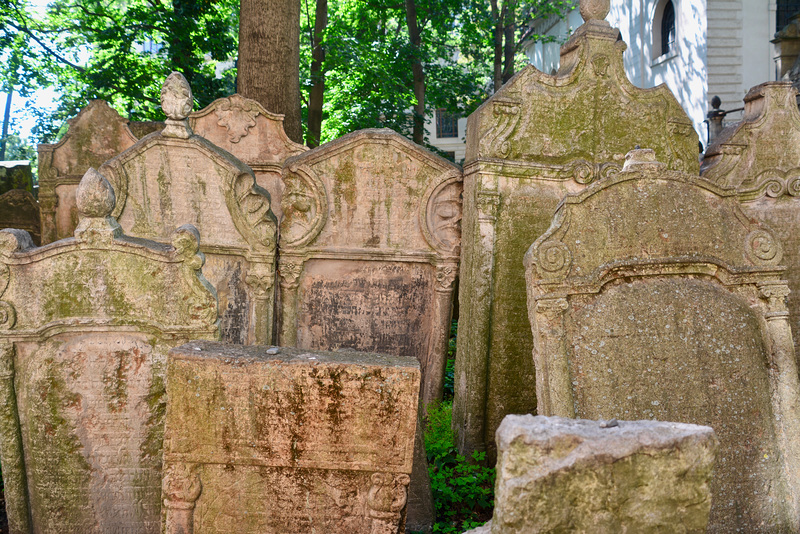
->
[1, 0, 800, 532]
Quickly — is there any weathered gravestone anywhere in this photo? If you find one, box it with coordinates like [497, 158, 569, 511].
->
[190, 94, 307, 221]
[278, 128, 461, 410]
[701, 81, 800, 364]
[101, 73, 278, 345]
[0, 168, 218, 534]
[452, 0, 699, 462]
[163, 341, 420, 534]
[464, 415, 717, 534]
[525, 149, 800, 532]
[38, 100, 139, 244]
[0, 189, 41, 246]
[0, 162, 33, 195]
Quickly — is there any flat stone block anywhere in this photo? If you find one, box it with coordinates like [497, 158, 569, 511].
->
[487, 415, 717, 534]
[163, 341, 421, 534]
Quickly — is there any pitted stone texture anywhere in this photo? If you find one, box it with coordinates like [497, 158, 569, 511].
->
[525, 156, 800, 532]
[163, 341, 420, 534]
[101, 74, 278, 345]
[478, 415, 716, 534]
[0, 170, 218, 534]
[189, 94, 307, 220]
[702, 82, 800, 364]
[37, 100, 139, 244]
[453, 5, 699, 465]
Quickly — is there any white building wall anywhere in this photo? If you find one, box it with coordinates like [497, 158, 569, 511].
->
[425, 116, 468, 164]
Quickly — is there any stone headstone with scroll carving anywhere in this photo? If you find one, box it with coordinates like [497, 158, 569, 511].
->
[453, 0, 699, 463]
[162, 341, 419, 534]
[525, 149, 800, 533]
[101, 73, 278, 345]
[190, 94, 307, 221]
[702, 81, 800, 364]
[0, 168, 218, 534]
[38, 100, 139, 244]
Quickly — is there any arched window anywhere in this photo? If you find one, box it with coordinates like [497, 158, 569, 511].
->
[661, 0, 676, 56]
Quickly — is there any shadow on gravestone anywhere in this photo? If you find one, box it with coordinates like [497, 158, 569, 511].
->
[277, 128, 462, 532]
[452, 0, 699, 465]
[701, 81, 800, 371]
[462, 415, 717, 534]
[37, 100, 140, 244]
[162, 342, 419, 534]
[0, 168, 218, 533]
[100, 73, 278, 346]
[525, 149, 800, 532]
[189, 94, 308, 222]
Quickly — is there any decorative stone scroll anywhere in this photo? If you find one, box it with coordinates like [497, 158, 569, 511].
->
[453, 0, 699, 463]
[100, 73, 278, 345]
[38, 100, 139, 244]
[190, 94, 307, 221]
[524, 149, 800, 533]
[278, 128, 461, 409]
[163, 341, 419, 534]
[702, 81, 800, 362]
[0, 168, 218, 534]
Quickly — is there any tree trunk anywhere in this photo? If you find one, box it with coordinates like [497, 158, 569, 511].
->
[306, 0, 327, 148]
[502, 0, 516, 84]
[405, 0, 425, 145]
[238, 0, 303, 143]
[491, 0, 505, 93]
[0, 90, 11, 161]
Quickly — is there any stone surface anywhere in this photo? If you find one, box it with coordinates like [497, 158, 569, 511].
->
[0, 162, 33, 195]
[163, 341, 420, 534]
[0, 169, 218, 534]
[38, 100, 139, 244]
[453, 6, 699, 464]
[190, 94, 307, 220]
[101, 72, 278, 345]
[0, 189, 40, 245]
[702, 81, 800, 366]
[468, 415, 716, 534]
[525, 151, 800, 532]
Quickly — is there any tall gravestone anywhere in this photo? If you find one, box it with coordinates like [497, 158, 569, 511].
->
[525, 149, 800, 532]
[162, 342, 420, 534]
[38, 100, 139, 244]
[0, 169, 218, 534]
[190, 94, 307, 221]
[452, 0, 699, 462]
[701, 81, 800, 363]
[101, 73, 278, 345]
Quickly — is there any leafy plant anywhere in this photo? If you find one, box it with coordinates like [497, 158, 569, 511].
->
[424, 401, 494, 533]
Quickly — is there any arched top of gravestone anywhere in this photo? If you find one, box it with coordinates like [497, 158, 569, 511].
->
[38, 100, 139, 178]
[524, 149, 784, 294]
[99, 73, 277, 255]
[701, 82, 800, 199]
[0, 168, 218, 335]
[464, 3, 698, 176]
[280, 128, 462, 257]
[189, 94, 307, 165]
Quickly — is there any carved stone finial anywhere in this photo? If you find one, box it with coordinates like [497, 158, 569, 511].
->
[161, 72, 194, 139]
[622, 148, 665, 172]
[580, 0, 610, 21]
[76, 167, 115, 218]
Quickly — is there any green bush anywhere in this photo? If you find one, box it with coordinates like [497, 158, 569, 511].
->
[424, 401, 494, 533]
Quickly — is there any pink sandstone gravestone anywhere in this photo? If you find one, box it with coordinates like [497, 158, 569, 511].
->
[0, 168, 218, 534]
[525, 149, 800, 532]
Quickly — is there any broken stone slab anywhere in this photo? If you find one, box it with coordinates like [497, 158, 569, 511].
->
[463, 415, 717, 534]
[163, 341, 420, 534]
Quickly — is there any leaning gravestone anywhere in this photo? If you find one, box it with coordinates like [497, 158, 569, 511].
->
[101, 73, 278, 345]
[38, 100, 139, 244]
[701, 81, 800, 363]
[190, 94, 307, 221]
[163, 341, 420, 534]
[452, 0, 699, 463]
[525, 149, 800, 532]
[0, 168, 218, 534]
[465, 415, 717, 534]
